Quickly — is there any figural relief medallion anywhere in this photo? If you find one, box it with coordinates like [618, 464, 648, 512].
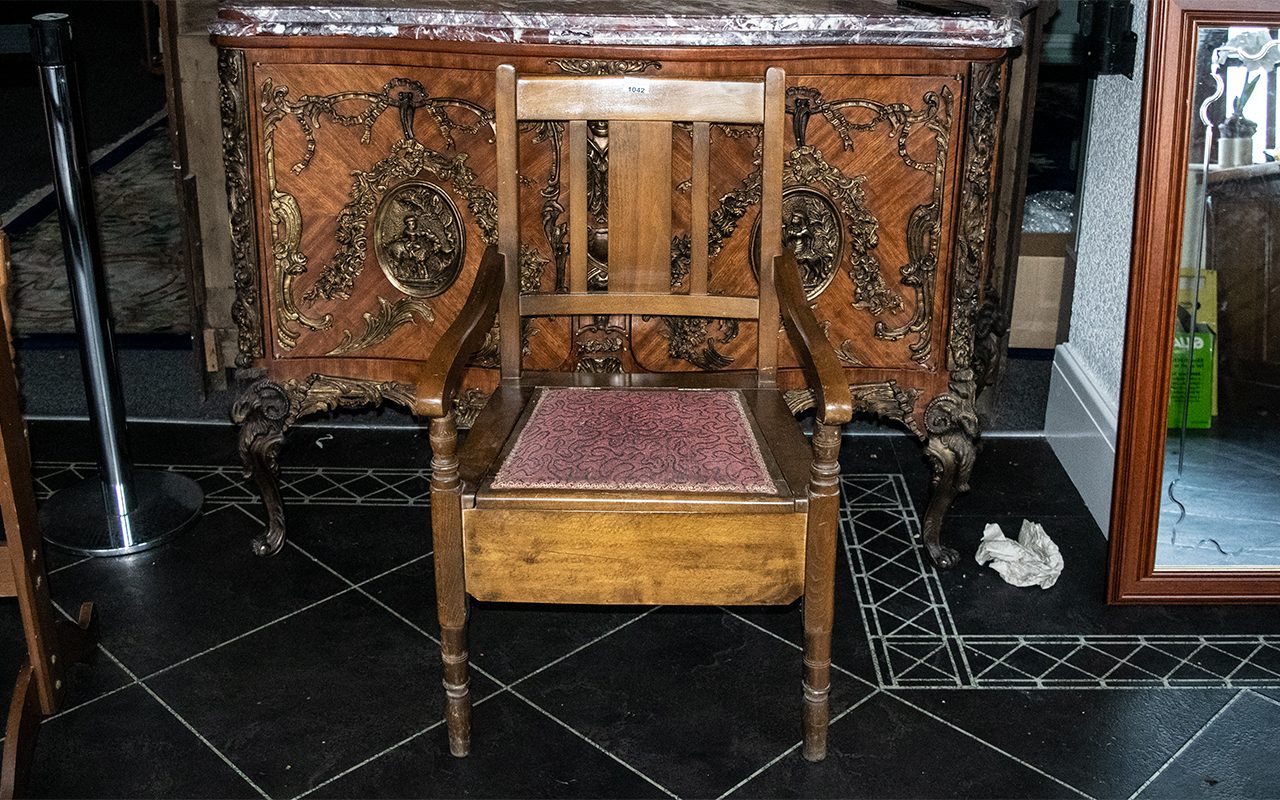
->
[749, 186, 843, 300]
[373, 180, 466, 298]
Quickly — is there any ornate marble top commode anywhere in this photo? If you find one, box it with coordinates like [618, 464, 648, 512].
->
[212, 0, 1038, 49]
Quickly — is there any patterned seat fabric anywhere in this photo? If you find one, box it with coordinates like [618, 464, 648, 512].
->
[491, 388, 777, 494]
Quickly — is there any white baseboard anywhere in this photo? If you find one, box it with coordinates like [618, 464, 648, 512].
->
[1044, 344, 1118, 536]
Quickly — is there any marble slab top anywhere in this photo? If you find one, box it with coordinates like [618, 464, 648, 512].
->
[212, 0, 1038, 50]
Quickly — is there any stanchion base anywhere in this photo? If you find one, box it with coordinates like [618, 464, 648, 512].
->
[39, 470, 204, 556]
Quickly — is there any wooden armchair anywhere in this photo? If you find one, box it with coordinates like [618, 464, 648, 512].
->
[419, 66, 853, 762]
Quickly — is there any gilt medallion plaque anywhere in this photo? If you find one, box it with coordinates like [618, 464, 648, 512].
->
[750, 186, 843, 300]
[373, 180, 465, 298]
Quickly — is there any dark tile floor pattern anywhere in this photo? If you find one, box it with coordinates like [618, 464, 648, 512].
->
[3, 422, 1280, 799]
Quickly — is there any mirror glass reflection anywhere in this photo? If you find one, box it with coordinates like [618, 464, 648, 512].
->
[1157, 26, 1280, 569]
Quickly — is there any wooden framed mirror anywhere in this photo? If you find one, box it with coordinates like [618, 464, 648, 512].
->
[1109, 0, 1280, 602]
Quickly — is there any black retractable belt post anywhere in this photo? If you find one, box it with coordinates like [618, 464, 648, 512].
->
[29, 13, 203, 555]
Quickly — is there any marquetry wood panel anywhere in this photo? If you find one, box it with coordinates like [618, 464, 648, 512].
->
[225, 40, 1006, 433]
[250, 61, 498, 365]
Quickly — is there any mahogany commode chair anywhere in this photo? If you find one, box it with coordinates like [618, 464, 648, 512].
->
[418, 66, 853, 762]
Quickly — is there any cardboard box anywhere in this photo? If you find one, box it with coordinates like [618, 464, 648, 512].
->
[1009, 232, 1073, 349]
[1176, 268, 1217, 417]
[1168, 331, 1215, 429]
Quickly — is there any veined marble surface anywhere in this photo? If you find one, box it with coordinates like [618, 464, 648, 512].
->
[212, 0, 1037, 49]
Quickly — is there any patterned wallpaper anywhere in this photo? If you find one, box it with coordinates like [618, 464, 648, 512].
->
[1068, 0, 1149, 408]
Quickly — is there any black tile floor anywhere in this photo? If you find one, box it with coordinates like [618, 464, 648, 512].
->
[3, 420, 1280, 799]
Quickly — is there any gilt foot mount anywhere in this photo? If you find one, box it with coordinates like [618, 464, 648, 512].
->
[920, 380, 979, 570]
[232, 374, 417, 556]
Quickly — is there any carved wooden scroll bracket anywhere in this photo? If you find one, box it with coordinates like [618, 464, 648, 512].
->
[784, 381, 923, 438]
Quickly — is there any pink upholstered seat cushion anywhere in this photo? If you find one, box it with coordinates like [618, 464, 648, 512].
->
[490, 388, 777, 494]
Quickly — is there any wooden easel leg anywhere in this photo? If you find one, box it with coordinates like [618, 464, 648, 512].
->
[802, 422, 841, 762]
[0, 603, 98, 800]
[56, 602, 98, 670]
[430, 413, 470, 757]
[0, 228, 97, 799]
[1, 661, 40, 800]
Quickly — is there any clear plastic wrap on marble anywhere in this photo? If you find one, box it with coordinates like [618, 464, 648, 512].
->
[210, 0, 1039, 48]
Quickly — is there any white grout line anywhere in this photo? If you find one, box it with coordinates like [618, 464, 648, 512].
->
[290, 718, 447, 800]
[25, 460, 1280, 797]
[231, 501, 266, 525]
[42, 600, 271, 798]
[888, 692, 1098, 800]
[1125, 690, 1247, 800]
[505, 685, 680, 799]
[1248, 687, 1280, 709]
[37, 601, 144, 722]
[504, 607, 660, 690]
[279, 551, 668, 795]
[138, 681, 273, 799]
[718, 607, 878, 691]
[37, 465, 1280, 692]
[136, 585, 356, 684]
[283, 541, 515, 696]
[716, 688, 883, 800]
[292, 685, 513, 800]
[716, 742, 801, 800]
[840, 473, 1280, 691]
[285, 540, 444, 645]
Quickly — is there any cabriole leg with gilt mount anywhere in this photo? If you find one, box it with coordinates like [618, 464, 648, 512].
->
[233, 373, 418, 557]
[921, 374, 979, 570]
[802, 421, 842, 762]
[430, 412, 471, 757]
[231, 378, 293, 557]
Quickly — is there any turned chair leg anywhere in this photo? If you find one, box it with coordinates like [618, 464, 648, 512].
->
[440, 624, 471, 757]
[802, 422, 841, 762]
[430, 413, 471, 756]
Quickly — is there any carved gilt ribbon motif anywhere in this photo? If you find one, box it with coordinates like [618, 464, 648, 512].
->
[787, 84, 954, 366]
[258, 76, 498, 356]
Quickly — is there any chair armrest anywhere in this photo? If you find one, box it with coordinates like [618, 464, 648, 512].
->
[776, 250, 853, 425]
[417, 244, 506, 418]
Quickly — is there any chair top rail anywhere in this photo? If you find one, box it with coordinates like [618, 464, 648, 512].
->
[519, 292, 760, 320]
[515, 74, 765, 123]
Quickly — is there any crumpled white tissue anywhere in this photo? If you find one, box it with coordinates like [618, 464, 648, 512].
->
[974, 520, 1064, 589]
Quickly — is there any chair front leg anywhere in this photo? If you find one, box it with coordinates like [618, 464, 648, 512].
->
[802, 421, 841, 762]
[430, 413, 471, 757]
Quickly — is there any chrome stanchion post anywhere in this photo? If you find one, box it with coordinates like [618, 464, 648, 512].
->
[30, 13, 202, 555]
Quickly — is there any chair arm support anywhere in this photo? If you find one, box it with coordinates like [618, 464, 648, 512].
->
[417, 244, 506, 418]
[777, 250, 853, 425]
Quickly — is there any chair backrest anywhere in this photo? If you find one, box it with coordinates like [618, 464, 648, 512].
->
[494, 65, 786, 385]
